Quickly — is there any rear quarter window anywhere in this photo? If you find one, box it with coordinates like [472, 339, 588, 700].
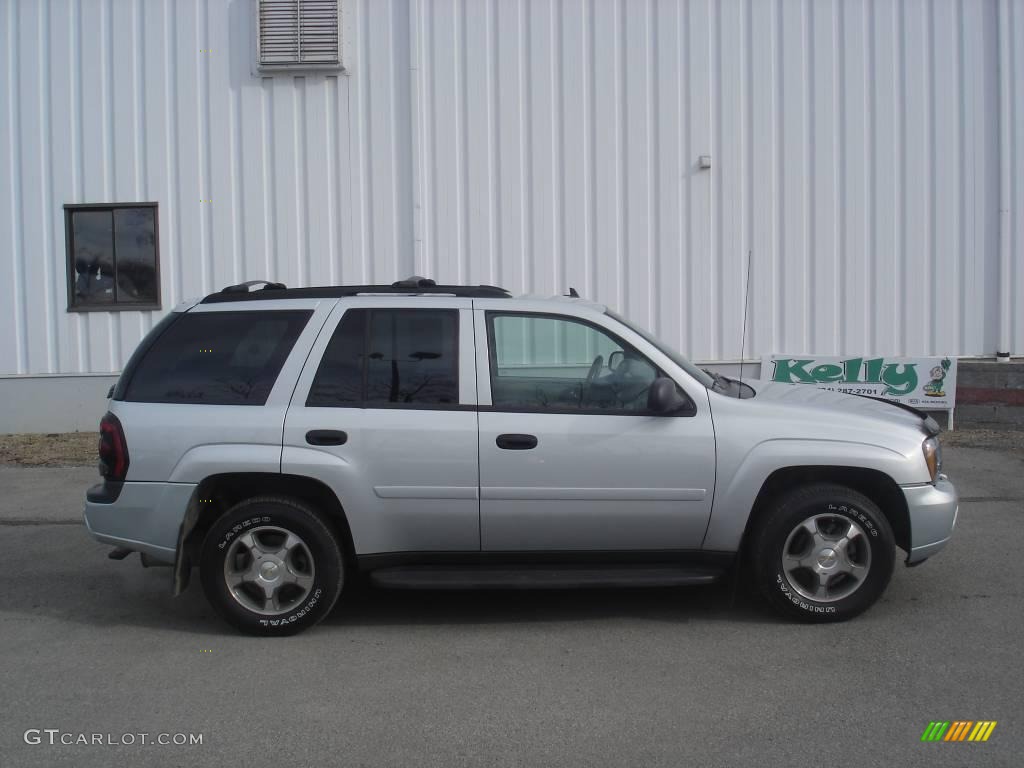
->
[123, 310, 311, 405]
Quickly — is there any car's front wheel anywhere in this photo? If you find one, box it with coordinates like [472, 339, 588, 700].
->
[199, 496, 344, 636]
[750, 483, 895, 622]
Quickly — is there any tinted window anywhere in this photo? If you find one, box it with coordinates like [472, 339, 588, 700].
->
[306, 309, 366, 406]
[307, 308, 459, 407]
[124, 310, 311, 405]
[488, 313, 659, 413]
[66, 204, 159, 309]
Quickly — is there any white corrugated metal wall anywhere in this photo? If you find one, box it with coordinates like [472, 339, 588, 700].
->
[0, 0, 1021, 381]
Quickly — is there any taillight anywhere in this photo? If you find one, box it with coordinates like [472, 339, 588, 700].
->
[98, 412, 130, 481]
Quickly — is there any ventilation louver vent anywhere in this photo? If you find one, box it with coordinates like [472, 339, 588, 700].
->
[258, 0, 341, 69]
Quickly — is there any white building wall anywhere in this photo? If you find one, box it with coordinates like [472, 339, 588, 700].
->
[0, 0, 1021, 386]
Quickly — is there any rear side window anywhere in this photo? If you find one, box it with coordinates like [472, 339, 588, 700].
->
[123, 310, 311, 405]
[307, 308, 459, 407]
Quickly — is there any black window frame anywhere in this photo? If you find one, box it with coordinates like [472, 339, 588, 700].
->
[306, 307, 463, 410]
[64, 202, 161, 312]
[484, 310, 696, 417]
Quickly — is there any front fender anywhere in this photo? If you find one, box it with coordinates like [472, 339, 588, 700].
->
[702, 438, 914, 552]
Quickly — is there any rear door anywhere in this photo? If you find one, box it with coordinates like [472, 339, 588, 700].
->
[474, 304, 716, 552]
[282, 297, 480, 555]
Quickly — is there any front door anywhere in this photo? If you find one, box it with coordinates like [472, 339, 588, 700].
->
[475, 308, 716, 552]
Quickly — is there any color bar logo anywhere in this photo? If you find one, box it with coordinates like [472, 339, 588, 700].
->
[921, 721, 997, 742]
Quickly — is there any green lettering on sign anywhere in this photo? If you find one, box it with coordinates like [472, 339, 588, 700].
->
[881, 363, 917, 396]
[811, 364, 844, 382]
[772, 359, 816, 383]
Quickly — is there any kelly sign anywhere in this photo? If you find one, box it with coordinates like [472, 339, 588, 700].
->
[761, 355, 957, 411]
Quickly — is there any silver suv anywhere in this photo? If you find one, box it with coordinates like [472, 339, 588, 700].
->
[84, 277, 958, 635]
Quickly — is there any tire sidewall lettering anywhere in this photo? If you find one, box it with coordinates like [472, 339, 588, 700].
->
[258, 588, 324, 628]
[217, 516, 273, 550]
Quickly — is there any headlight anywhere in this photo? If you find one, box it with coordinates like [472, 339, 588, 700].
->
[922, 436, 942, 481]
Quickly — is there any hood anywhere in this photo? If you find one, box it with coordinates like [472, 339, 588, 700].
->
[747, 380, 934, 434]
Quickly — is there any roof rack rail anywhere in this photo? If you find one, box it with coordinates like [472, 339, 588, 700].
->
[221, 280, 287, 293]
[200, 276, 511, 304]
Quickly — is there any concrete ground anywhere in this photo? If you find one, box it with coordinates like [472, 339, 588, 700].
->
[0, 448, 1021, 768]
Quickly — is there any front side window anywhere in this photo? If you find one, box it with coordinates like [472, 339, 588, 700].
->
[307, 308, 459, 407]
[487, 313, 661, 413]
[123, 310, 311, 405]
[65, 203, 160, 310]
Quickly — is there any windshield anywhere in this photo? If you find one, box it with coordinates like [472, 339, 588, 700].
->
[605, 309, 715, 389]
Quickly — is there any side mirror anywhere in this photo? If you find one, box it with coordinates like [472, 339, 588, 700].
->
[607, 350, 624, 371]
[647, 377, 689, 414]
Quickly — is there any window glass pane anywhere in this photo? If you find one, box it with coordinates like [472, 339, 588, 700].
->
[490, 314, 657, 412]
[124, 310, 311, 405]
[306, 309, 367, 406]
[113, 207, 158, 304]
[365, 309, 459, 405]
[71, 210, 115, 305]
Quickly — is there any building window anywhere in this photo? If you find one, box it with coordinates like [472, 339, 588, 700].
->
[65, 203, 160, 311]
[256, 0, 342, 71]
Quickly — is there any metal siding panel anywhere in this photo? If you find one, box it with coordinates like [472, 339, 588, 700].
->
[717, 0, 745, 360]
[528, 0, 558, 299]
[623, 0, 653, 331]
[785, 0, 812, 354]
[870, 0, 901, 355]
[901, 0, 930, 355]
[1014, 0, 1024, 353]
[48, 2, 78, 372]
[932, 0, 963, 355]
[464, 0, 497, 286]
[19, 0, 48, 374]
[686, 0, 712, 360]
[977, 0, 1003, 355]
[811, 0, 840, 355]
[653, 0, 682, 347]
[749, 0, 777, 361]
[1, 0, 23, 373]
[0, 0, 1019, 381]
[207, 0, 239, 293]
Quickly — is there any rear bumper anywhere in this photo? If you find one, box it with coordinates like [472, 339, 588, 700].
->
[83, 481, 195, 565]
[902, 477, 958, 565]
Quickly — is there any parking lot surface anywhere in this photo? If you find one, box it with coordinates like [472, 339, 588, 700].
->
[0, 446, 1021, 767]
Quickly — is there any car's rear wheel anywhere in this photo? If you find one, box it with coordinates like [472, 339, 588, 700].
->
[750, 483, 895, 622]
[200, 496, 344, 636]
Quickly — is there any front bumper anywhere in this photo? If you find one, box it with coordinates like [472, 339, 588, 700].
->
[902, 476, 958, 565]
[83, 481, 195, 565]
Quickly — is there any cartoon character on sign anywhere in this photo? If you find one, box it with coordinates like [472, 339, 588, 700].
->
[923, 358, 951, 397]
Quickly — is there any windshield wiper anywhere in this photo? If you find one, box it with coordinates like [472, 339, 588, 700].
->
[702, 369, 730, 392]
[702, 369, 756, 399]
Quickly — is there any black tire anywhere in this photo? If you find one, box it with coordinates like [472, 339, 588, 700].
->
[750, 483, 895, 622]
[199, 496, 344, 636]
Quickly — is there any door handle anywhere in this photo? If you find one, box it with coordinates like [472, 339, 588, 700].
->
[495, 433, 538, 450]
[306, 429, 348, 446]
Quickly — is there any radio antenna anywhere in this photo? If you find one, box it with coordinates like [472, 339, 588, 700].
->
[737, 249, 753, 397]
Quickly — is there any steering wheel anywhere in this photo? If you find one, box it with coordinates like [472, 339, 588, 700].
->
[581, 355, 604, 405]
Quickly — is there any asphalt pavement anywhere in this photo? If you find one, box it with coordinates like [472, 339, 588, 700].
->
[0, 447, 1021, 768]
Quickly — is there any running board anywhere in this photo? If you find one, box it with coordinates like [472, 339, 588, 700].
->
[368, 564, 724, 590]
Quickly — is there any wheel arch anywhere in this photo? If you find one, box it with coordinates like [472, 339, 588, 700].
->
[740, 466, 910, 557]
[173, 472, 355, 595]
